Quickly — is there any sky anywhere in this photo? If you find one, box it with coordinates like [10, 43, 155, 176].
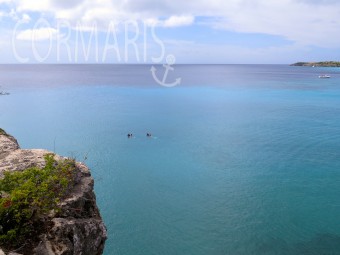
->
[0, 0, 340, 64]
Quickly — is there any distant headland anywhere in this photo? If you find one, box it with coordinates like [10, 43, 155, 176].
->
[290, 61, 340, 67]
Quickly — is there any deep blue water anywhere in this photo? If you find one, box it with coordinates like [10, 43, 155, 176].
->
[1, 64, 340, 255]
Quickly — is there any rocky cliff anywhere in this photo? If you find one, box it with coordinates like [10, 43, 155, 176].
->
[0, 129, 107, 255]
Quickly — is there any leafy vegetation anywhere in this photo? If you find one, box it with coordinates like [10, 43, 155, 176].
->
[0, 154, 78, 248]
[0, 128, 8, 136]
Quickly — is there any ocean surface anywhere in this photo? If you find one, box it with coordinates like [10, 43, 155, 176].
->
[1, 64, 340, 255]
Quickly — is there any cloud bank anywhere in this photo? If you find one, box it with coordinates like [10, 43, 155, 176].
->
[1, 0, 340, 63]
[3, 0, 338, 47]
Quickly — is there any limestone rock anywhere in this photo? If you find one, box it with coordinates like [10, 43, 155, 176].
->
[0, 129, 107, 255]
[0, 130, 19, 156]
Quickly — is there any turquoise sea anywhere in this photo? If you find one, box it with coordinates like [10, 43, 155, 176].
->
[1, 64, 340, 254]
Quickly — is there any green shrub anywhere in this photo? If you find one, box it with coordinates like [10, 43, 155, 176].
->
[0, 154, 78, 247]
[0, 128, 7, 136]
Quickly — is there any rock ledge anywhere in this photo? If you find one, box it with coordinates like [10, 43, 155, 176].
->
[0, 130, 107, 255]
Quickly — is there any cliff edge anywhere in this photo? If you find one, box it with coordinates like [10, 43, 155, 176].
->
[0, 129, 107, 255]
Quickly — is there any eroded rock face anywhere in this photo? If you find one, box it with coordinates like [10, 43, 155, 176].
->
[0, 130, 107, 255]
[0, 132, 19, 157]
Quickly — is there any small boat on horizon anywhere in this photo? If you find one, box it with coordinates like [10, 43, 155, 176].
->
[319, 75, 331, 79]
[0, 86, 10, 95]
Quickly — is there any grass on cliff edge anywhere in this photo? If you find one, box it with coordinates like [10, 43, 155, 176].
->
[0, 128, 8, 136]
[0, 154, 78, 249]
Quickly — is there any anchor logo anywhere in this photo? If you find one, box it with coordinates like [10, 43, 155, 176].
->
[150, 55, 181, 87]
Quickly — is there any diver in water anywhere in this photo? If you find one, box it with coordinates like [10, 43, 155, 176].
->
[146, 133, 152, 137]
[127, 133, 133, 138]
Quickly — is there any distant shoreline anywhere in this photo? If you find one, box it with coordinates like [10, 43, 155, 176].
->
[290, 61, 340, 67]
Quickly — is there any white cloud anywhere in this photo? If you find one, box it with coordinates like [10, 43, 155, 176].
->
[207, 0, 340, 47]
[21, 13, 31, 23]
[15, 0, 52, 12]
[145, 15, 194, 28]
[163, 15, 194, 27]
[16, 27, 59, 41]
[5, 0, 340, 48]
[0, 8, 19, 21]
